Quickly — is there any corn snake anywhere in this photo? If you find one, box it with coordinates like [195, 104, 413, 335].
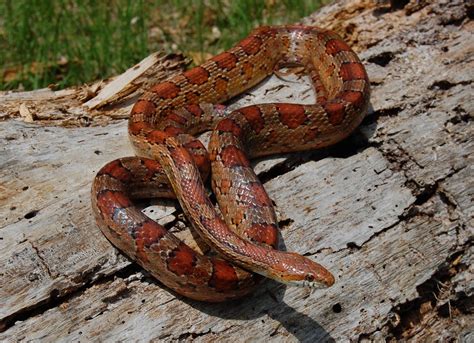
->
[91, 25, 370, 302]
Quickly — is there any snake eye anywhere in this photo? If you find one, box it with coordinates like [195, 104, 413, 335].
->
[305, 275, 315, 282]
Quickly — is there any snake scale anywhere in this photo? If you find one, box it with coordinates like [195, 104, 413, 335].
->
[91, 25, 370, 302]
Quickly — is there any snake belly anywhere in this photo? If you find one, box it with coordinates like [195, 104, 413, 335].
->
[91, 25, 370, 302]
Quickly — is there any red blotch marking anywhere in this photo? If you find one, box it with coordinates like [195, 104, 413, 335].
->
[143, 158, 162, 172]
[215, 77, 229, 96]
[151, 82, 180, 99]
[191, 153, 210, 179]
[220, 145, 250, 168]
[129, 120, 149, 135]
[167, 243, 197, 276]
[146, 130, 169, 144]
[248, 182, 273, 207]
[325, 39, 351, 55]
[239, 106, 264, 134]
[185, 104, 203, 117]
[241, 61, 254, 80]
[97, 190, 132, 219]
[183, 67, 210, 86]
[341, 91, 365, 109]
[212, 52, 237, 70]
[277, 104, 307, 129]
[215, 118, 242, 137]
[209, 258, 238, 291]
[142, 159, 163, 180]
[324, 101, 345, 126]
[238, 35, 262, 55]
[166, 112, 187, 125]
[245, 223, 278, 248]
[135, 220, 166, 247]
[132, 100, 155, 114]
[164, 126, 184, 136]
[100, 160, 132, 182]
[339, 63, 367, 81]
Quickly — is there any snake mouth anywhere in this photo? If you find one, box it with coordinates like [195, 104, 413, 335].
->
[280, 278, 334, 289]
[302, 277, 335, 289]
[303, 280, 327, 289]
[298, 267, 336, 289]
[271, 270, 335, 289]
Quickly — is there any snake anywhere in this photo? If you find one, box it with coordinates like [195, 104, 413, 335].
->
[91, 25, 370, 302]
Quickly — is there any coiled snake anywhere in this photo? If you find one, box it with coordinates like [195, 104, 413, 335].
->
[91, 25, 370, 302]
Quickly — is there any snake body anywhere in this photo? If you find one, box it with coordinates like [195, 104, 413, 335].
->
[91, 25, 370, 302]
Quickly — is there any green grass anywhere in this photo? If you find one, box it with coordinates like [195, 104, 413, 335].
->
[0, 0, 328, 91]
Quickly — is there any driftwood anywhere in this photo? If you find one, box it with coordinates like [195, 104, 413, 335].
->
[0, 0, 472, 341]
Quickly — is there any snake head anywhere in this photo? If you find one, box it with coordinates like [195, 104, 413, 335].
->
[270, 252, 335, 289]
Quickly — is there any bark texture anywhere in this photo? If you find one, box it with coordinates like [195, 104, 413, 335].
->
[0, 0, 472, 341]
